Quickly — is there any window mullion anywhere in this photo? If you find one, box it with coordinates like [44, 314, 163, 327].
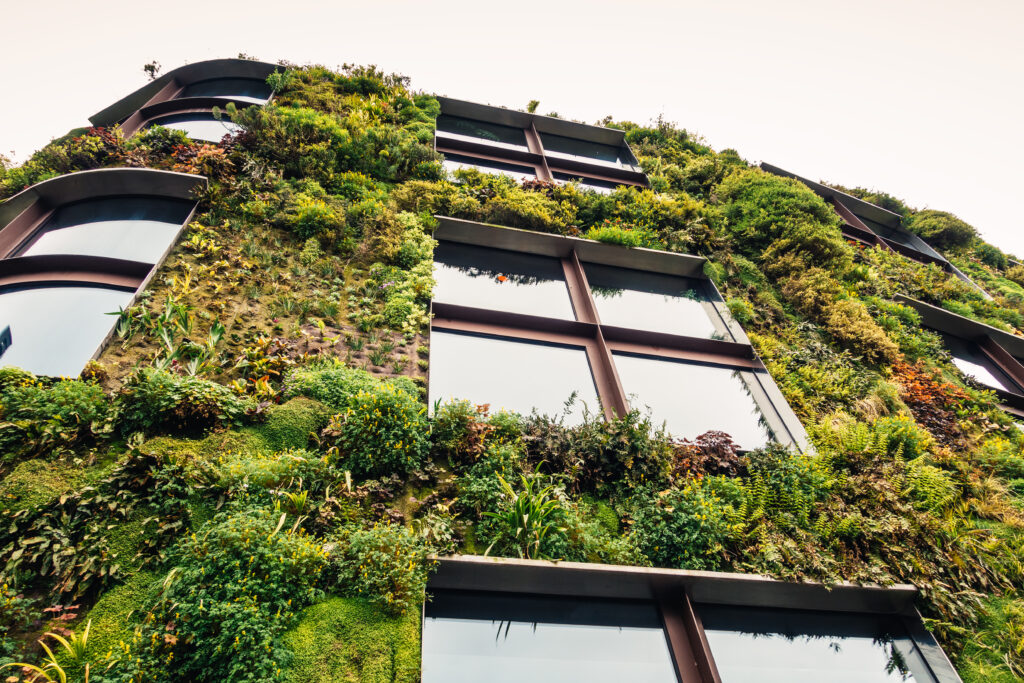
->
[526, 122, 553, 181]
[978, 335, 1024, 393]
[657, 588, 722, 683]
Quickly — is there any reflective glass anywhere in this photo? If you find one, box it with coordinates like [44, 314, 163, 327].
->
[423, 590, 678, 683]
[584, 262, 718, 338]
[940, 332, 1018, 392]
[859, 215, 942, 259]
[148, 113, 242, 143]
[540, 132, 630, 168]
[21, 197, 193, 264]
[429, 330, 599, 423]
[436, 114, 529, 150]
[697, 604, 926, 683]
[178, 77, 272, 103]
[552, 172, 618, 195]
[0, 285, 134, 377]
[433, 242, 575, 320]
[443, 154, 537, 182]
[613, 353, 773, 448]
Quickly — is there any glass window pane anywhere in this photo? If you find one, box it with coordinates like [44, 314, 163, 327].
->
[697, 604, 926, 683]
[939, 332, 1018, 392]
[429, 330, 599, 424]
[858, 215, 942, 259]
[423, 590, 678, 683]
[613, 353, 773, 449]
[436, 114, 529, 150]
[178, 77, 272, 103]
[552, 172, 618, 195]
[443, 154, 537, 182]
[0, 285, 134, 377]
[433, 242, 575, 320]
[540, 132, 629, 169]
[21, 197, 193, 264]
[585, 263, 719, 338]
[148, 113, 242, 143]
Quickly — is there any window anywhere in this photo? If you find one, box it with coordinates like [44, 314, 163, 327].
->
[178, 77, 272, 103]
[697, 604, 927, 682]
[426, 556, 960, 683]
[434, 98, 647, 191]
[429, 221, 806, 449]
[442, 154, 538, 183]
[17, 197, 194, 264]
[436, 114, 529, 151]
[422, 590, 678, 683]
[146, 112, 243, 143]
[0, 285, 134, 377]
[939, 332, 1019, 393]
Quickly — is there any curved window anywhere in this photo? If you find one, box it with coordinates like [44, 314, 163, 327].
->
[436, 114, 529, 151]
[0, 285, 134, 377]
[540, 132, 631, 169]
[147, 112, 242, 143]
[19, 197, 193, 264]
[178, 77, 272, 103]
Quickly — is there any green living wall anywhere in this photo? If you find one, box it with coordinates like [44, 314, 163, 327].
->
[0, 62, 1023, 682]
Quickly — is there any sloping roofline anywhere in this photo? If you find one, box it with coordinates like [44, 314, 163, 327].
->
[89, 58, 279, 127]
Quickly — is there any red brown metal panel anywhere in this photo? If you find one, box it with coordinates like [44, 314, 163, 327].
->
[527, 122, 553, 181]
[435, 141, 546, 172]
[0, 201, 52, 259]
[604, 339, 761, 370]
[431, 315, 598, 348]
[562, 253, 600, 324]
[979, 336, 1024, 393]
[830, 198, 889, 250]
[118, 78, 184, 136]
[656, 587, 719, 683]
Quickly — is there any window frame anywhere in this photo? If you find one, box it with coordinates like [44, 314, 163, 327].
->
[424, 555, 961, 683]
[428, 216, 809, 450]
[434, 97, 649, 192]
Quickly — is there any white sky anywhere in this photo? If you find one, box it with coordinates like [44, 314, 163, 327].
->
[3, 0, 1022, 254]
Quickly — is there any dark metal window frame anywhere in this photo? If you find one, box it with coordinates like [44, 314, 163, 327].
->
[0, 168, 206, 372]
[429, 216, 810, 450]
[759, 163, 985, 296]
[424, 555, 962, 683]
[435, 97, 649, 190]
[897, 294, 1024, 415]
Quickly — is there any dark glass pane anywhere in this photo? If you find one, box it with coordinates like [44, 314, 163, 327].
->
[178, 77, 272, 103]
[584, 263, 718, 338]
[0, 285, 134, 377]
[429, 330, 599, 423]
[858, 215, 941, 258]
[436, 114, 528, 150]
[540, 132, 628, 168]
[21, 197, 193, 264]
[148, 112, 242, 143]
[939, 332, 1019, 392]
[423, 590, 677, 683]
[433, 242, 575, 320]
[552, 172, 618, 194]
[613, 353, 773, 448]
[697, 604, 927, 683]
[442, 153, 537, 182]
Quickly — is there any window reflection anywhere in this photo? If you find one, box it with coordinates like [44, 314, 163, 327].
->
[858, 215, 941, 259]
[939, 332, 1019, 392]
[613, 353, 773, 449]
[429, 330, 599, 424]
[436, 114, 529, 151]
[178, 77, 272, 104]
[147, 113, 242, 143]
[697, 604, 925, 683]
[540, 132, 630, 169]
[442, 154, 538, 182]
[433, 242, 575, 320]
[422, 590, 678, 683]
[19, 197, 193, 264]
[584, 263, 718, 338]
[0, 285, 134, 377]
[551, 172, 618, 194]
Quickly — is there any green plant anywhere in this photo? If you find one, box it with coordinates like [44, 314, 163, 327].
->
[483, 473, 566, 560]
[334, 523, 433, 615]
[116, 368, 255, 436]
[283, 361, 416, 411]
[1, 619, 93, 682]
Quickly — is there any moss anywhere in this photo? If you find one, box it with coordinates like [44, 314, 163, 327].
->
[105, 517, 147, 572]
[281, 597, 420, 683]
[0, 457, 113, 512]
[245, 397, 332, 452]
[80, 571, 158, 670]
[956, 594, 1024, 683]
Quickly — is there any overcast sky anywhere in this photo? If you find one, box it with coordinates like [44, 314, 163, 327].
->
[3, 0, 1022, 254]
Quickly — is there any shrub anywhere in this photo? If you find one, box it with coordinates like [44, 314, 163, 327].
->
[116, 369, 254, 436]
[583, 219, 660, 248]
[283, 361, 416, 411]
[908, 210, 977, 250]
[630, 480, 737, 570]
[250, 397, 332, 452]
[0, 375, 111, 459]
[326, 384, 430, 478]
[431, 399, 492, 467]
[335, 523, 434, 614]
[116, 507, 329, 682]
